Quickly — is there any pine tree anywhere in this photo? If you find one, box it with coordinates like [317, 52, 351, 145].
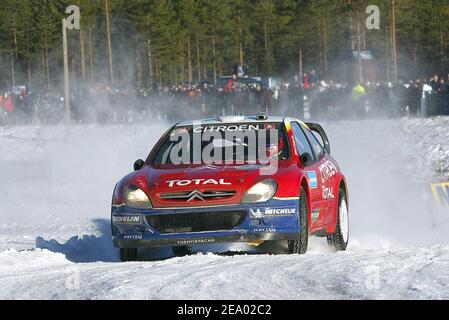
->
[0, 0, 448, 89]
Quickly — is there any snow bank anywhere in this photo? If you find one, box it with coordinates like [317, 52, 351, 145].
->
[325, 118, 449, 249]
[401, 117, 449, 181]
[1, 246, 449, 299]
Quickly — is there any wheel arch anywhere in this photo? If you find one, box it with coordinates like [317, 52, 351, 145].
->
[338, 177, 349, 210]
[300, 177, 312, 226]
[326, 177, 349, 236]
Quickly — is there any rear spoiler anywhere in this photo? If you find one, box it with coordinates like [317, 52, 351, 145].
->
[305, 122, 331, 154]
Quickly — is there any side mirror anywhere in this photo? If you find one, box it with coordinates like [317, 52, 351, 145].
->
[133, 159, 145, 171]
[300, 153, 313, 167]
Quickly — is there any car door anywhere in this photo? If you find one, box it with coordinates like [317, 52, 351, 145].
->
[301, 123, 338, 228]
[290, 122, 325, 231]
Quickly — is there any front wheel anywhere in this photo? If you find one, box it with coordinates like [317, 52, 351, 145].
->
[327, 189, 349, 251]
[288, 187, 309, 255]
[119, 248, 138, 262]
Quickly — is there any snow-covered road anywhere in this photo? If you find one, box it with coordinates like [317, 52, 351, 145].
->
[2, 245, 449, 299]
[0, 118, 448, 299]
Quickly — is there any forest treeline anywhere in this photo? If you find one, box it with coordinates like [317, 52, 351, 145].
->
[0, 0, 448, 91]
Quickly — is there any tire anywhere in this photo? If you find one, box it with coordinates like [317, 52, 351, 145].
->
[119, 248, 138, 262]
[327, 189, 349, 251]
[172, 246, 192, 257]
[288, 187, 309, 255]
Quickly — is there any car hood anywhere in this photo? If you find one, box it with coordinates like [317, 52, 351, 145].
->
[129, 162, 290, 208]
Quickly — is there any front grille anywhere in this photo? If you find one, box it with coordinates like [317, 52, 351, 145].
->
[159, 190, 236, 202]
[146, 210, 247, 234]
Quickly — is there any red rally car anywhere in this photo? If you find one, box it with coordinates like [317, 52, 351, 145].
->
[112, 114, 349, 261]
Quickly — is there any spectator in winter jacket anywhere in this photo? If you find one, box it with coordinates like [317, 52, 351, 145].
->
[407, 81, 422, 116]
[351, 83, 366, 117]
[4, 93, 13, 113]
[309, 70, 318, 87]
[292, 82, 304, 119]
[303, 74, 310, 90]
[437, 78, 448, 94]
[430, 75, 439, 91]
[351, 83, 366, 102]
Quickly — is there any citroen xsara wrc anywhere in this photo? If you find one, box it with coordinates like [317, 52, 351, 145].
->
[111, 114, 349, 261]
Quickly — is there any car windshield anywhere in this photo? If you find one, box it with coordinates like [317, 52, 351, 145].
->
[152, 123, 289, 165]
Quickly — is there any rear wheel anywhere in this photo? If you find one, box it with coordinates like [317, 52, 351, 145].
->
[327, 189, 349, 251]
[288, 187, 309, 255]
[172, 246, 192, 257]
[119, 248, 138, 262]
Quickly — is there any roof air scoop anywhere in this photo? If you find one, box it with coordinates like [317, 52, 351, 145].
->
[256, 113, 268, 121]
[218, 115, 246, 123]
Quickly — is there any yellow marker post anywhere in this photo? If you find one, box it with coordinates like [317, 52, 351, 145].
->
[431, 182, 449, 207]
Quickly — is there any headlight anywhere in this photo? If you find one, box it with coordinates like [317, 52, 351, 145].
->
[242, 180, 277, 203]
[124, 186, 152, 208]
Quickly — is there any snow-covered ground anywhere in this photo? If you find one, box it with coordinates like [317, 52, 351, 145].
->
[0, 117, 448, 299]
[402, 117, 449, 182]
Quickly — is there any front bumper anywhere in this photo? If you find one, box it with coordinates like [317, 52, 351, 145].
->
[111, 199, 301, 248]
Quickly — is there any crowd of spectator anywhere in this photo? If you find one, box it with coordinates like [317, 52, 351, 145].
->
[1, 71, 449, 125]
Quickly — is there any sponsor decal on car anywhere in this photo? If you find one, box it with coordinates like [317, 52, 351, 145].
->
[192, 124, 262, 133]
[254, 227, 277, 233]
[176, 238, 215, 245]
[250, 207, 296, 218]
[319, 160, 338, 182]
[322, 186, 335, 200]
[113, 216, 141, 224]
[166, 179, 231, 187]
[311, 209, 320, 222]
[307, 171, 318, 189]
[123, 234, 143, 240]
